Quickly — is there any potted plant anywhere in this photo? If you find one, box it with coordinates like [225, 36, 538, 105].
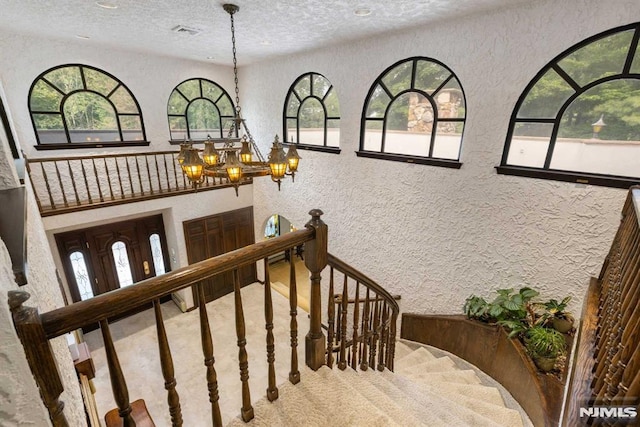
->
[544, 297, 574, 333]
[525, 326, 566, 372]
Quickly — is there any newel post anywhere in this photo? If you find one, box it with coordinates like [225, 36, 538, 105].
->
[8, 290, 69, 427]
[304, 209, 328, 370]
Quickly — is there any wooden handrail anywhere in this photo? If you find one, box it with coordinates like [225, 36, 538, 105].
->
[26, 150, 181, 163]
[41, 228, 314, 338]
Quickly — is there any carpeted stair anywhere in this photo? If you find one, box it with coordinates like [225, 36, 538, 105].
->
[226, 341, 527, 426]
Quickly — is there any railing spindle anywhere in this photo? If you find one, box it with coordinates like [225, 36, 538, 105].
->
[197, 283, 222, 427]
[135, 156, 144, 195]
[351, 281, 360, 370]
[378, 303, 389, 371]
[326, 266, 335, 368]
[370, 298, 380, 370]
[104, 158, 115, 200]
[263, 258, 279, 401]
[125, 157, 134, 197]
[66, 160, 80, 206]
[99, 319, 135, 426]
[115, 158, 125, 199]
[92, 159, 104, 202]
[163, 154, 171, 191]
[233, 269, 254, 422]
[153, 299, 183, 426]
[154, 154, 162, 193]
[25, 158, 44, 212]
[360, 288, 371, 371]
[338, 274, 348, 370]
[80, 159, 93, 204]
[54, 161, 68, 208]
[40, 162, 56, 209]
[145, 155, 154, 195]
[288, 249, 300, 384]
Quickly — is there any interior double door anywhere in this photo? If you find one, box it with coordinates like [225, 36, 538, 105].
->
[184, 206, 257, 305]
[55, 214, 170, 311]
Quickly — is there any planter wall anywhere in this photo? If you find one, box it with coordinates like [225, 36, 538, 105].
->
[401, 314, 566, 427]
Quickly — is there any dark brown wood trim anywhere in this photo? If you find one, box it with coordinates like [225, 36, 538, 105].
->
[496, 165, 640, 189]
[355, 150, 462, 169]
[34, 141, 151, 150]
[293, 144, 341, 155]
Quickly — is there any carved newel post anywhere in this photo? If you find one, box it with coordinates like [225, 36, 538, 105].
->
[304, 209, 328, 370]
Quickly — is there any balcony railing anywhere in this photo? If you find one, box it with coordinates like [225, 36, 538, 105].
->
[25, 151, 251, 216]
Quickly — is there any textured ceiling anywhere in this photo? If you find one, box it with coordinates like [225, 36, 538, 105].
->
[0, 0, 526, 65]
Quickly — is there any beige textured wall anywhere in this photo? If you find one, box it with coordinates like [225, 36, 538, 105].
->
[244, 0, 639, 316]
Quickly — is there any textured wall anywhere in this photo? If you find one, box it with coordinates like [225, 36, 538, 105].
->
[244, 0, 639, 316]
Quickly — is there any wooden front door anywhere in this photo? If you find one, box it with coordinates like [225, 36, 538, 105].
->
[184, 206, 257, 304]
[56, 214, 170, 308]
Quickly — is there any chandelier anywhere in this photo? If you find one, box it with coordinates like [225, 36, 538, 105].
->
[178, 3, 300, 195]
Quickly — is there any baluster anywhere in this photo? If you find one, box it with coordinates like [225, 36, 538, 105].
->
[92, 159, 104, 202]
[99, 319, 135, 426]
[369, 298, 380, 370]
[8, 291, 68, 426]
[80, 160, 93, 204]
[25, 159, 44, 212]
[197, 284, 222, 426]
[378, 304, 389, 371]
[233, 269, 254, 421]
[288, 249, 300, 384]
[125, 157, 134, 197]
[144, 155, 154, 195]
[304, 209, 328, 370]
[360, 288, 371, 371]
[153, 299, 183, 426]
[171, 153, 180, 190]
[104, 158, 115, 200]
[66, 160, 80, 207]
[263, 258, 279, 401]
[351, 281, 360, 370]
[612, 345, 640, 405]
[40, 162, 56, 210]
[154, 154, 163, 193]
[135, 156, 144, 195]
[114, 158, 125, 199]
[163, 154, 171, 191]
[326, 267, 335, 368]
[54, 161, 68, 208]
[387, 311, 398, 371]
[338, 275, 348, 370]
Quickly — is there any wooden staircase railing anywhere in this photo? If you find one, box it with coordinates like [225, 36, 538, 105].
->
[325, 253, 400, 372]
[564, 186, 640, 426]
[25, 151, 251, 216]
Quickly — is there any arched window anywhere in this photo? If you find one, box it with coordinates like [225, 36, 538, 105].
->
[29, 64, 147, 149]
[167, 78, 236, 142]
[283, 72, 340, 153]
[358, 57, 466, 168]
[498, 23, 640, 188]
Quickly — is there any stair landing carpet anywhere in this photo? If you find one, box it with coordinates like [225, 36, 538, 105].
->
[227, 341, 531, 427]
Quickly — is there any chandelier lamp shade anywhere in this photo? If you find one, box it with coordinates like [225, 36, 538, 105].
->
[177, 3, 300, 195]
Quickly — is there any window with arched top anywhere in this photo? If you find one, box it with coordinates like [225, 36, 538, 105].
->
[498, 22, 640, 188]
[29, 64, 147, 149]
[69, 251, 94, 301]
[167, 78, 236, 142]
[358, 57, 466, 168]
[283, 72, 341, 153]
[111, 241, 134, 288]
[149, 233, 166, 275]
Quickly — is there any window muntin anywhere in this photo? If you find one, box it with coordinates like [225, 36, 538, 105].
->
[29, 64, 146, 149]
[500, 23, 640, 188]
[283, 72, 341, 152]
[358, 57, 466, 166]
[167, 78, 235, 141]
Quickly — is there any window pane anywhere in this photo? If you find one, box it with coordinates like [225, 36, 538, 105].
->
[70, 251, 94, 301]
[299, 98, 324, 145]
[44, 66, 83, 94]
[366, 85, 391, 118]
[435, 78, 466, 118]
[518, 69, 576, 119]
[169, 116, 187, 140]
[33, 114, 66, 143]
[110, 86, 138, 114]
[286, 118, 297, 144]
[168, 90, 188, 114]
[324, 88, 340, 118]
[363, 120, 383, 151]
[312, 74, 331, 99]
[506, 123, 553, 167]
[83, 68, 118, 96]
[30, 80, 63, 112]
[631, 43, 640, 74]
[286, 93, 300, 117]
[187, 99, 220, 140]
[216, 96, 234, 116]
[149, 234, 166, 275]
[382, 61, 413, 97]
[201, 80, 223, 102]
[111, 241, 134, 288]
[414, 60, 451, 95]
[294, 75, 311, 98]
[64, 92, 119, 142]
[221, 118, 236, 136]
[384, 92, 431, 156]
[432, 124, 462, 160]
[558, 30, 634, 87]
[327, 119, 340, 147]
[177, 79, 201, 101]
[120, 116, 144, 141]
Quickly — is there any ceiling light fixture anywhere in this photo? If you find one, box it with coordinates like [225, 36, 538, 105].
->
[95, 1, 118, 9]
[178, 3, 300, 195]
[354, 8, 372, 17]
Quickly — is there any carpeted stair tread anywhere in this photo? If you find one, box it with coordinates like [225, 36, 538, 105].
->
[392, 341, 416, 361]
[397, 356, 459, 374]
[399, 368, 483, 385]
[395, 347, 437, 368]
[413, 381, 506, 406]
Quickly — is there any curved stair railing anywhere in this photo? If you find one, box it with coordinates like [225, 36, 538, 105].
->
[325, 253, 399, 372]
[8, 209, 400, 427]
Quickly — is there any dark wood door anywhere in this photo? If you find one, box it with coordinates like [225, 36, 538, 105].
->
[184, 206, 257, 304]
[56, 214, 170, 308]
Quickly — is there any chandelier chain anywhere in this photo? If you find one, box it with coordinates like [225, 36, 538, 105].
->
[229, 10, 241, 114]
